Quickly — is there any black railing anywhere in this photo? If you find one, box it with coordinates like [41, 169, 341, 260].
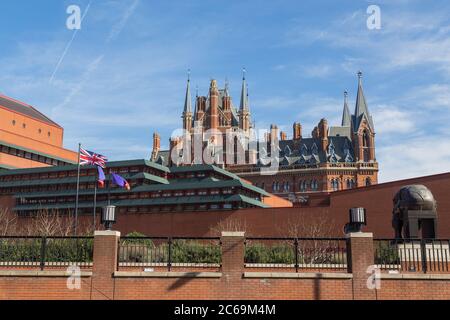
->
[0, 236, 94, 270]
[244, 237, 347, 271]
[374, 239, 450, 273]
[118, 237, 222, 270]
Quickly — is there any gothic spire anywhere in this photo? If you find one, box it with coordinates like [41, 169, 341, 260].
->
[341, 90, 351, 127]
[239, 68, 249, 112]
[183, 69, 192, 114]
[353, 71, 374, 130]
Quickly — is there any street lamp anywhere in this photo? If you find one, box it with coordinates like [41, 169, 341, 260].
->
[101, 205, 117, 230]
[344, 207, 367, 233]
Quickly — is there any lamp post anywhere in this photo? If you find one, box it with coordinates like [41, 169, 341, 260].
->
[344, 207, 367, 233]
[101, 205, 117, 230]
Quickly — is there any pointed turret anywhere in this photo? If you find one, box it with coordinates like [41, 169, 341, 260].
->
[353, 71, 374, 131]
[341, 91, 351, 127]
[239, 68, 251, 131]
[182, 70, 193, 131]
[183, 70, 192, 114]
[239, 68, 249, 112]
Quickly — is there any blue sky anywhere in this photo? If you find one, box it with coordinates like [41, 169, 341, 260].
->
[0, 0, 449, 182]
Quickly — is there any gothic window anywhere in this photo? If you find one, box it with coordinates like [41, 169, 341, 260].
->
[346, 179, 355, 189]
[331, 179, 340, 191]
[311, 179, 318, 191]
[363, 130, 370, 147]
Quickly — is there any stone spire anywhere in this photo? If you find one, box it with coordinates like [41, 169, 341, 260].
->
[183, 69, 192, 114]
[341, 90, 351, 127]
[182, 70, 193, 131]
[239, 68, 249, 112]
[354, 71, 374, 131]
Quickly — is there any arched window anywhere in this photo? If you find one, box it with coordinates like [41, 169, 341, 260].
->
[365, 177, 371, 186]
[311, 179, 318, 191]
[346, 179, 355, 189]
[363, 130, 370, 147]
[331, 179, 339, 191]
[272, 182, 277, 192]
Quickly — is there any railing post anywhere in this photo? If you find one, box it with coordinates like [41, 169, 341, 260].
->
[91, 230, 121, 300]
[421, 239, 427, 273]
[294, 238, 299, 273]
[346, 232, 376, 300]
[220, 232, 245, 299]
[168, 237, 172, 272]
[39, 237, 47, 271]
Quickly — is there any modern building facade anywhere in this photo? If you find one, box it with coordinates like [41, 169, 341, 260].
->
[151, 71, 378, 200]
[0, 159, 289, 218]
[0, 94, 77, 169]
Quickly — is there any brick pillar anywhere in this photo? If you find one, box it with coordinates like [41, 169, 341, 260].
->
[220, 231, 245, 299]
[346, 232, 376, 300]
[91, 230, 120, 300]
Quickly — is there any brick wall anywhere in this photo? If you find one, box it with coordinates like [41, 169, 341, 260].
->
[0, 231, 449, 300]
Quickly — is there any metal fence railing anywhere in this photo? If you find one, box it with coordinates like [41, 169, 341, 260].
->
[0, 236, 94, 270]
[244, 237, 347, 271]
[374, 239, 450, 273]
[118, 237, 222, 270]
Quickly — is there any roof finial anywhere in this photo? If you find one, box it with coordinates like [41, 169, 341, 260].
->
[357, 70, 362, 83]
[242, 67, 246, 80]
[187, 68, 191, 82]
[344, 90, 348, 102]
[195, 85, 198, 97]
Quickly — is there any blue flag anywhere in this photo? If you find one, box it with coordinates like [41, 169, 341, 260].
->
[111, 173, 130, 190]
[97, 166, 105, 188]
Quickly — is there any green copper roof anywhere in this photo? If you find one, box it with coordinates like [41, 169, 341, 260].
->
[0, 140, 77, 164]
[12, 177, 266, 199]
[1, 172, 168, 188]
[13, 194, 268, 211]
[0, 159, 170, 176]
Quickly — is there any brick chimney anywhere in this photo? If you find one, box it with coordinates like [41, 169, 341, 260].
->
[280, 131, 287, 141]
[293, 122, 302, 140]
[209, 80, 219, 130]
[318, 118, 329, 152]
[151, 132, 160, 161]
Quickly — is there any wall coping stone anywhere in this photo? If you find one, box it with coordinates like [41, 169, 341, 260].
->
[380, 273, 450, 280]
[94, 230, 121, 237]
[0, 270, 92, 277]
[345, 232, 373, 238]
[113, 271, 222, 278]
[243, 272, 353, 279]
[221, 231, 245, 237]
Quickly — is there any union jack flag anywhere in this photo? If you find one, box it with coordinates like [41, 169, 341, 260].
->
[79, 147, 108, 168]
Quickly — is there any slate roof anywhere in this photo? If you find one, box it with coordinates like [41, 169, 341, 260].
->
[0, 94, 61, 127]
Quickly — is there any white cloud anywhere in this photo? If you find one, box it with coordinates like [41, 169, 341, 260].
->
[377, 136, 450, 182]
[371, 104, 415, 134]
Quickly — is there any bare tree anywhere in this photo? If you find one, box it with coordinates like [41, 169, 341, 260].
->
[22, 209, 91, 236]
[210, 216, 247, 236]
[278, 212, 344, 265]
[0, 207, 17, 236]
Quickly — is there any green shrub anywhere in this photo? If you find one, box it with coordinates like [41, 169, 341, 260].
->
[375, 241, 400, 264]
[171, 240, 221, 264]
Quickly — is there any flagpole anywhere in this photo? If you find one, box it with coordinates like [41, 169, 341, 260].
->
[93, 181, 97, 233]
[74, 143, 81, 235]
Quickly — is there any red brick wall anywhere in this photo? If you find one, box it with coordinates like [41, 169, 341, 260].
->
[0, 231, 449, 300]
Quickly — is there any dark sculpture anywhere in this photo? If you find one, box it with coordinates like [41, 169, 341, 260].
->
[392, 185, 437, 239]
